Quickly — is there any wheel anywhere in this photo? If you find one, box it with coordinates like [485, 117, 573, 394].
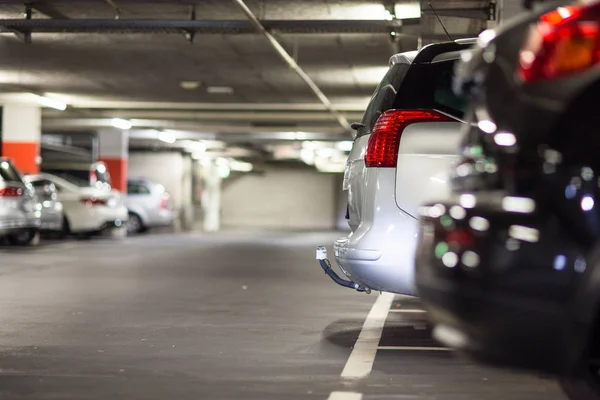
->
[7, 229, 39, 246]
[126, 213, 144, 234]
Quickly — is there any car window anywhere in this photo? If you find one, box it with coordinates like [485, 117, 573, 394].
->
[393, 59, 469, 119]
[0, 161, 23, 183]
[48, 171, 90, 187]
[31, 179, 46, 188]
[128, 182, 151, 195]
[358, 63, 410, 137]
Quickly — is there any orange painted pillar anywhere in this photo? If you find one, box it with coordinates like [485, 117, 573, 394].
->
[1, 104, 41, 174]
[97, 129, 128, 193]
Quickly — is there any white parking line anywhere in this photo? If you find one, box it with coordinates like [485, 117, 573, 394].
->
[340, 292, 395, 379]
[377, 346, 451, 351]
[327, 391, 363, 400]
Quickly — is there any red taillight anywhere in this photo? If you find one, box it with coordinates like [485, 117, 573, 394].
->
[159, 193, 170, 209]
[90, 170, 97, 186]
[81, 197, 106, 206]
[364, 110, 454, 168]
[517, 2, 600, 83]
[0, 187, 23, 197]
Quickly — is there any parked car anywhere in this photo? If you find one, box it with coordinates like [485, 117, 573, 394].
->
[125, 178, 174, 234]
[0, 158, 41, 245]
[41, 161, 112, 191]
[27, 178, 64, 232]
[25, 173, 127, 237]
[413, 1, 600, 398]
[317, 38, 476, 295]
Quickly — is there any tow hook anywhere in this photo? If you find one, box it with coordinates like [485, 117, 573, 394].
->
[316, 246, 371, 293]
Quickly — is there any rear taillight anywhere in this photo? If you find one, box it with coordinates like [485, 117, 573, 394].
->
[90, 170, 98, 186]
[0, 187, 23, 197]
[364, 110, 454, 167]
[81, 197, 106, 206]
[159, 193, 170, 209]
[517, 2, 600, 83]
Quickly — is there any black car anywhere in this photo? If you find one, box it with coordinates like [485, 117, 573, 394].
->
[413, 0, 600, 397]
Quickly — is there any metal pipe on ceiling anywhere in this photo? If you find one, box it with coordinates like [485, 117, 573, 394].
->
[232, 0, 350, 132]
[0, 18, 408, 34]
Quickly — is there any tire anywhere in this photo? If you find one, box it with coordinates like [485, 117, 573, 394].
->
[126, 213, 144, 234]
[7, 229, 39, 246]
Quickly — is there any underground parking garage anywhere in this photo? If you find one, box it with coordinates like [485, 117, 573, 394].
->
[0, 1, 581, 399]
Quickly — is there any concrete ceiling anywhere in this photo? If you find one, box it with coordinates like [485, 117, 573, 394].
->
[0, 0, 490, 146]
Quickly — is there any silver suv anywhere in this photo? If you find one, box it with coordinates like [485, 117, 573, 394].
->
[0, 158, 41, 245]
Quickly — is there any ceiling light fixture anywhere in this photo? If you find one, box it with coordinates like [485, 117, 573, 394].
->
[180, 81, 201, 90]
[229, 160, 253, 172]
[157, 130, 176, 144]
[206, 86, 235, 95]
[336, 141, 354, 152]
[35, 94, 67, 111]
[394, 2, 421, 18]
[111, 118, 133, 130]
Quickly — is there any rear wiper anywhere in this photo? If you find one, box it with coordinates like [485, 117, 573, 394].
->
[350, 122, 365, 131]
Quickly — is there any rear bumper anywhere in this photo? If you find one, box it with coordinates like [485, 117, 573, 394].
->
[0, 217, 40, 235]
[333, 217, 419, 296]
[146, 209, 174, 227]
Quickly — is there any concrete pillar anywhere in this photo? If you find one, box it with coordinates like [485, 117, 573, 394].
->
[97, 129, 128, 193]
[1, 104, 41, 174]
[202, 160, 221, 232]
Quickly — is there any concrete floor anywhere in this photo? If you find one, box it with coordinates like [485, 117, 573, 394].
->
[0, 231, 567, 400]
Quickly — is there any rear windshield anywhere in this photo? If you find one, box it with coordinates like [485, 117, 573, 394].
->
[357, 56, 468, 137]
[0, 161, 23, 183]
[43, 170, 91, 187]
[393, 59, 468, 118]
[359, 63, 409, 136]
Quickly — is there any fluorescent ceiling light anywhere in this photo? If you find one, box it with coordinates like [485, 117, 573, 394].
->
[336, 141, 354, 152]
[35, 94, 67, 111]
[111, 118, 133, 130]
[157, 131, 176, 144]
[230, 160, 253, 172]
[217, 164, 231, 179]
[207, 86, 234, 95]
[395, 2, 421, 19]
[315, 147, 336, 158]
[315, 163, 346, 173]
[181, 140, 207, 152]
[337, 4, 386, 20]
[180, 81, 201, 90]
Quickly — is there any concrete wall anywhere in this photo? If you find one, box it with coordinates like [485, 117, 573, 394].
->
[128, 151, 195, 229]
[221, 167, 338, 230]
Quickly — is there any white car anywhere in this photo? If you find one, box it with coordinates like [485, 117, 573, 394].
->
[318, 39, 476, 296]
[125, 178, 174, 234]
[25, 173, 128, 237]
